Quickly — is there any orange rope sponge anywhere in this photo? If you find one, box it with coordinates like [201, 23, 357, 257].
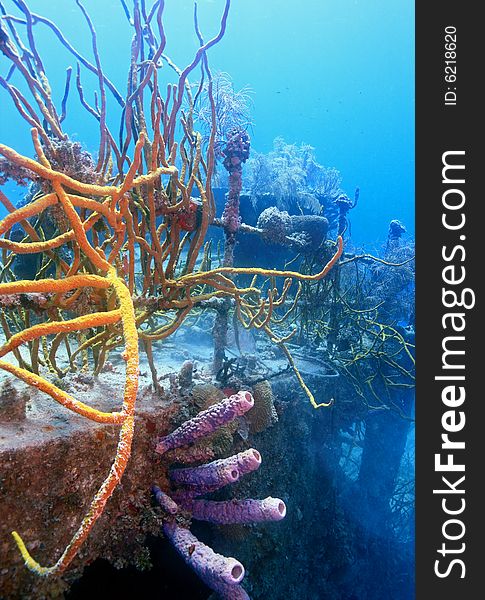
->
[9, 268, 139, 576]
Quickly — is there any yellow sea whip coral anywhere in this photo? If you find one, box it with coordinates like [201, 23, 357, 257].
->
[0, 0, 343, 577]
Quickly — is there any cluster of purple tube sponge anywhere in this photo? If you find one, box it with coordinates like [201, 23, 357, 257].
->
[153, 391, 286, 600]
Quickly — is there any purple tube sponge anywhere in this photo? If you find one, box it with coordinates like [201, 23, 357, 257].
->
[234, 448, 262, 476]
[170, 458, 239, 488]
[155, 391, 254, 455]
[152, 485, 179, 515]
[211, 580, 251, 600]
[169, 448, 262, 489]
[163, 522, 245, 588]
[188, 497, 287, 525]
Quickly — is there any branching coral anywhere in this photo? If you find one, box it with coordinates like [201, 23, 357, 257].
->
[0, 0, 342, 579]
[244, 137, 343, 223]
[295, 224, 415, 414]
[194, 71, 253, 159]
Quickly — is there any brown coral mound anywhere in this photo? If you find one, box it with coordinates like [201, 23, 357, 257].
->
[192, 383, 225, 410]
[247, 380, 278, 434]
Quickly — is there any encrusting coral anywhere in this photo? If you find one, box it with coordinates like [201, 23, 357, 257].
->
[192, 382, 226, 409]
[0, 0, 342, 582]
[0, 377, 28, 422]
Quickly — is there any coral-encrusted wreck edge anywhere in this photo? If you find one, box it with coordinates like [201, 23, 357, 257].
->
[0, 360, 181, 598]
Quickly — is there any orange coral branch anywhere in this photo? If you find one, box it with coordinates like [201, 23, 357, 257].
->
[0, 193, 58, 236]
[0, 359, 125, 424]
[0, 141, 118, 196]
[0, 309, 122, 358]
[0, 274, 110, 295]
[0, 231, 75, 253]
[10, 267, 139, 576]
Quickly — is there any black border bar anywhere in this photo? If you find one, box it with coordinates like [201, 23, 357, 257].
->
[416, 2, 482, 597]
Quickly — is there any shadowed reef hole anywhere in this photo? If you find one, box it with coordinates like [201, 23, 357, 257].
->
[66, 535, 211, 600]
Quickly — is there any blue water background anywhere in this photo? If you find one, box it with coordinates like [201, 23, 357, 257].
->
[0, 0, 414, 246]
